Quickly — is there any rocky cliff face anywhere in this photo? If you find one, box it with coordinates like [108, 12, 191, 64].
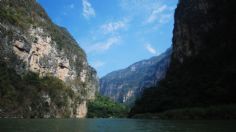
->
[130, 0, 236, 115]
[0, 0, 98, 118]
[172, 0, 234, 63]
[100, 49, 171, 105]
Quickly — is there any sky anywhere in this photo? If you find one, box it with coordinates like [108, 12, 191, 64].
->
[37, 0, 178, 77]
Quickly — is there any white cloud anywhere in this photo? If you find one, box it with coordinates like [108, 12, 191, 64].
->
[146, 5, 167, 23]
[87, 36, 120, 53]
[145, 43, 157, 55]
[92, 61, 106, 69]
[119, 0, 175, 25]
[120, 0, 165, 15]
[82, 0, 96, 19]
[101, 21, 126, 34]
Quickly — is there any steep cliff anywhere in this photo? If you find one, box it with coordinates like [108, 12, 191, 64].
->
[100, 49, 171, 105]
[131, 0, 236, 116]
[0, 0, 98, 118]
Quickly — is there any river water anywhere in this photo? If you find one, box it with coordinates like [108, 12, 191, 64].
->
[0, 118, 235, 132]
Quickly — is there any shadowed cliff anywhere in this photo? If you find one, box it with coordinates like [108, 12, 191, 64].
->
[130, 0, 236, 119]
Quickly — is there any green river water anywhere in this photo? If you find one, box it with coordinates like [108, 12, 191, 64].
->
[0, 118, 235, 132]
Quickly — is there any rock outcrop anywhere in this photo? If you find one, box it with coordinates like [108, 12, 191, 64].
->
[130, 0, 236, 115]
[0, 0, 98, 118]
[100, 49, 171, 105]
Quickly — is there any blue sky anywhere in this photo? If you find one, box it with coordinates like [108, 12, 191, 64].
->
[37, 0, 178, 77]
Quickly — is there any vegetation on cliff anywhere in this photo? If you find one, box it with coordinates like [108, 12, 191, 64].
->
[0, 62, 75, 118]
[0, 0, 98, 118]
[0, 0, 86, 62]
[87, 94, 128, 118]
[132, 104, 236, 120]
[100, 49, 171, 106]
[130, 0, 236, 118]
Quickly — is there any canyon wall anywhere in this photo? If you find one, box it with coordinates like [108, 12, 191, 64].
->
[0, 0, 98, 118]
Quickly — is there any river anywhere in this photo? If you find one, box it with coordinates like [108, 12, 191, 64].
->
[0, 118, 235, 132]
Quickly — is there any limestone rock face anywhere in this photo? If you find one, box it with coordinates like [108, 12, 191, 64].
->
[0, 0, 98, 118]
[100, 49, 171, 105]
[75, 101, 87, 118]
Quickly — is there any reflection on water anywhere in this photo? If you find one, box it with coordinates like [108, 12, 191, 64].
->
[0, 118, 236, 132]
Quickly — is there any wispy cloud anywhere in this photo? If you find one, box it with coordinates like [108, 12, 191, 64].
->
[91, 61, 106, 69]
[62, 4, 75, 16]
[145, 43, 157, 55]
[119, 0, 175, 26]
[101, 21, 126, 34]
[146, 5, 167, 23]
[87, 36, 120, 53]
[82, 0, 96, 19]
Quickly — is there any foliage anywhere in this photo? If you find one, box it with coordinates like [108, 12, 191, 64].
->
[0, 0, 46, 30]
[87, 93, 129, 118]
[130, 49, 236, 117]
[130, 0, 236, 119]
[0, 0, 93, 118]
[131, 105, 236, 120]
[158, 104, 236, 120]
[0, 0, 86, 73]
[0, 62, 74, 118]
[100, 49, 171, 106]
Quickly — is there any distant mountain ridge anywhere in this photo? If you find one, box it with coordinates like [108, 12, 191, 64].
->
[99, 48, 171, 105]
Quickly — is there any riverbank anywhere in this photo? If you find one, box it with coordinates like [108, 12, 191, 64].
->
[131, 104, 236, 120]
